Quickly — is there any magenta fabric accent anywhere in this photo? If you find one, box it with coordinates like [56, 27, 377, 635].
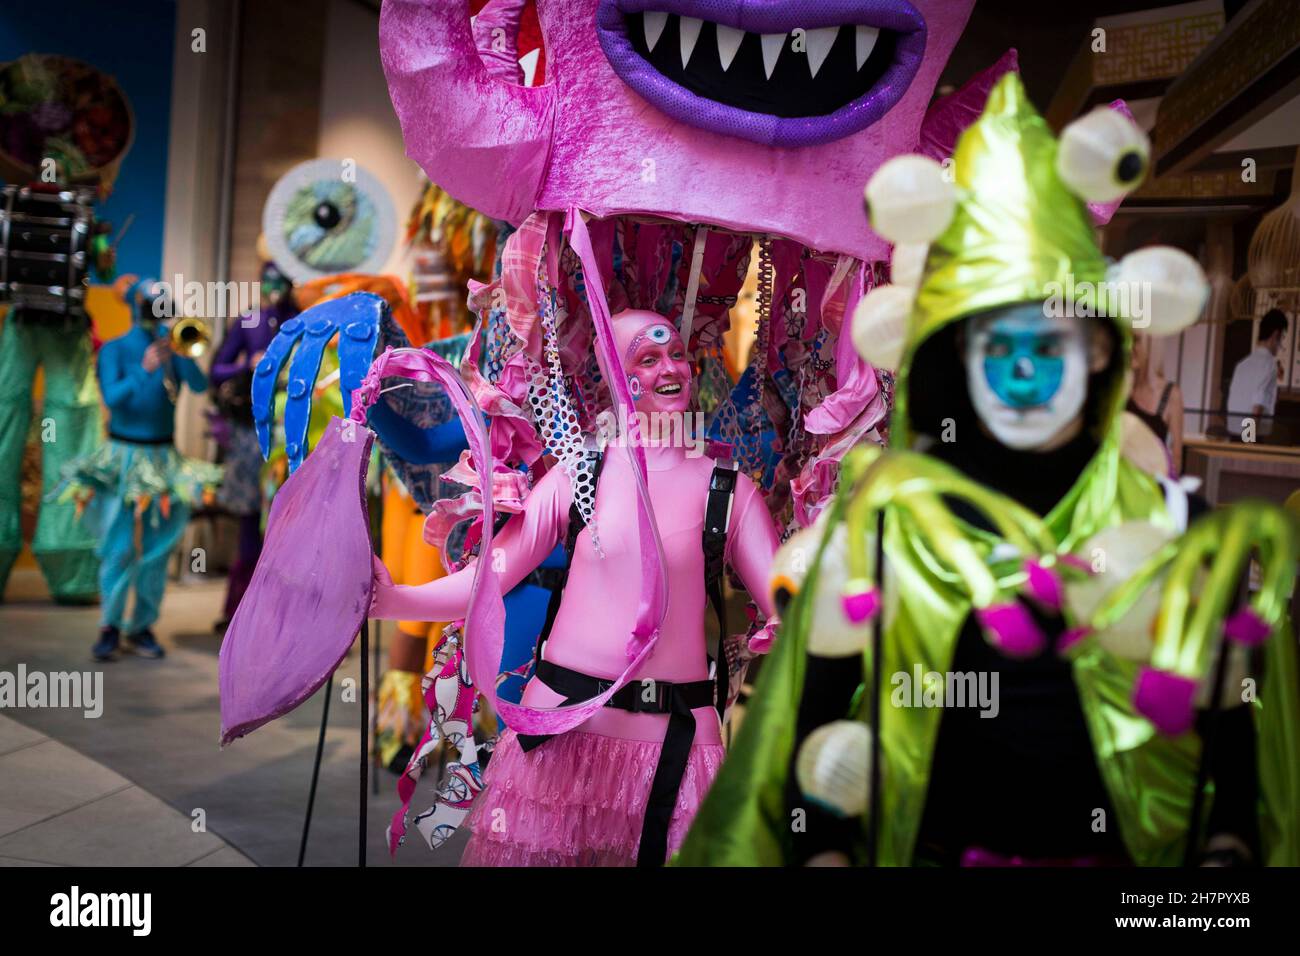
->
[472, 0, 530, 84]
[804, 258, 884, 436]
[1022, 558, 1063, 612]
[976, 602, 1046, 658]
[1056, 626, 1091, 657]
[841, 587, 881, 624]
[218, 419, 374, 746]
[379, 0, 975, 261]
[1223, 607, 1271, 646]
[960, 846, 1116, 867]
[422, 448, 531, 551]
[917, 48, 1018, 162]
[1133, 666, 1198, 737]
[1086, 99, 1137, 226]
[1058, 553, 1094, 574]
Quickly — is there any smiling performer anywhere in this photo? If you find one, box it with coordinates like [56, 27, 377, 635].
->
[369, 309, 781, 866]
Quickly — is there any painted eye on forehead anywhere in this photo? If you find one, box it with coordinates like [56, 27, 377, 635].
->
[627, 322, 680, 358]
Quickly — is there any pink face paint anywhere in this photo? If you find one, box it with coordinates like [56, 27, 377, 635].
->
[623, 321, 691, 415]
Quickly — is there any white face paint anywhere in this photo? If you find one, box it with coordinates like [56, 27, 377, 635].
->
[964, 308, 1091, 451]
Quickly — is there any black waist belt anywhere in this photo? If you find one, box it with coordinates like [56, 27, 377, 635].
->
[516, 659, 714, 867]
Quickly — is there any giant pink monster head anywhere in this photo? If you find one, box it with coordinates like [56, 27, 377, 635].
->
[380, 0, 975, 262]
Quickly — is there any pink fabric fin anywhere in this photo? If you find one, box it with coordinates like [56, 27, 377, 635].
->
[219, 419, 375, 746]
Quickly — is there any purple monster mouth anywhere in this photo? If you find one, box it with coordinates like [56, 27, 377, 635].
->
[596, 0, 927, 148]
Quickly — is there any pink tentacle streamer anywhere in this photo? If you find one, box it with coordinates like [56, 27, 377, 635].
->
[351, 273, 668, 738]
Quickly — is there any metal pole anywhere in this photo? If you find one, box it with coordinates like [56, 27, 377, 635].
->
[297, 673, 332, 867]
[359, 617, 370, 868]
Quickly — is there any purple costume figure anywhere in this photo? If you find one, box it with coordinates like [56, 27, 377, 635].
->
[209, 262, 298, 629]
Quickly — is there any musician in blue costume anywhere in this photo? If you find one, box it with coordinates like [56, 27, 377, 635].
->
[51, 278, 221, 660]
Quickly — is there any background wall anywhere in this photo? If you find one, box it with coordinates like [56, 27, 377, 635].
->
[318, 0, 422, 278]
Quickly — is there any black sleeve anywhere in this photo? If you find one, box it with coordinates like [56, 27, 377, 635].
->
[786, 653, 865, 865]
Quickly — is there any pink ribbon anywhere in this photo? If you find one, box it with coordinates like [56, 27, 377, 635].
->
[350, 216, 671, 738]
[564, 208, 669, 661]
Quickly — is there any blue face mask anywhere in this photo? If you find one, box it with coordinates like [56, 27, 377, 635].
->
[979, 314, 1067, 409]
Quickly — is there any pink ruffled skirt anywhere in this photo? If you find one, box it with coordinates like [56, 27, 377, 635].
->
[460, 728, 725, 866]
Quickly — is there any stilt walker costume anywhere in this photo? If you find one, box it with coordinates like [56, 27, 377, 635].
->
[0, 53, 133, 602]
[0, 185, 115, 602]
[677, 74, 1300, 867]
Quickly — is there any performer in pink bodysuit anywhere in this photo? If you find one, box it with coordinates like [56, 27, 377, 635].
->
[369, 309, 780, 866]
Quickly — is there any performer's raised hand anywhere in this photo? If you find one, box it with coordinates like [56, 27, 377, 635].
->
[142, 339, 170, 373]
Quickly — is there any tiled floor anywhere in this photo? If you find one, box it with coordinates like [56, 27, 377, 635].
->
[0, 714, 253, 866]
[0, 569, 463, 867]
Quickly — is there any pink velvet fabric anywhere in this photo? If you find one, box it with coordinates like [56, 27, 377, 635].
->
[380, 0, 975, 261]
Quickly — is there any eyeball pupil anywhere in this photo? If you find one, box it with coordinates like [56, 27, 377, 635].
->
[1116, 151, 1144, 184]
[314, 202, 341, 230]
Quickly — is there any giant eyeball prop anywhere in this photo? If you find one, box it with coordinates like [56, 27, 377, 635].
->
[864, 155, 956, 245]
[795, 721, 873, 818]
[1112, 246, 1209, 336]
[1057, 107, 1149, 203]
[851, 284, 912, 371]
[1064, 521, 1175, 660]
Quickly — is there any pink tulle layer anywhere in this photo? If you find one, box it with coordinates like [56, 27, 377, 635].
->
[460, 728, 724, 866]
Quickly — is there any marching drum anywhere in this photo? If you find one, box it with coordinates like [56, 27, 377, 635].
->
[0, 184, 96, 322]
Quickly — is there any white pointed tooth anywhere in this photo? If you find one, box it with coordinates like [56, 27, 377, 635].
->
[715, 24, 744, 71]
[644, 11, 668, 53]
[679, 16, 703, 68]
[805, 26, 839, 79]
[760, 33, 787, 80]
[855, 25, 879, 71]
[518, 48, 540, 86]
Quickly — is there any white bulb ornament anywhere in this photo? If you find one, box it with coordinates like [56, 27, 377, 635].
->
[864, 155, 956, 245]
[1113, 246, 1209, 336]
[1057, 106, 1149, 203]
[1064, 521, 1175, 660]
[890, 241, 929, 293]
[851, 284, 912, 371]
[769, 515, 873, 658]
[795, 720, 874, 818]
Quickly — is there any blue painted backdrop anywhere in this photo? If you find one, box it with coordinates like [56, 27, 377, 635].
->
[0, 0, 176, 279]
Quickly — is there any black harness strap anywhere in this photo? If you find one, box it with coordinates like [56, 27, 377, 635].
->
[702, 462, 738, 723]
[514, 454, 740, 867]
